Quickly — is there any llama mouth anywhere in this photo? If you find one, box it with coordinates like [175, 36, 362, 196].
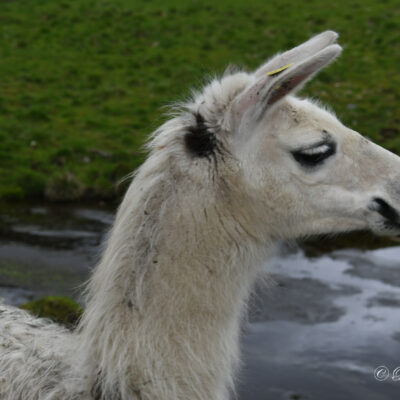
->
[383, 220, 400, 231]
[369, 198, 400, 222]
[368, 198, 400, 234]
[371, 219, 400, 237]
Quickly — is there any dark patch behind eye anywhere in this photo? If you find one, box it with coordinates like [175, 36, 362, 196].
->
[184, 113, 217, 158]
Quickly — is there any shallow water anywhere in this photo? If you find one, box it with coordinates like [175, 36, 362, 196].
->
[0, 203, 110, 303]
[0, 204, 399, 399]
[239, 247, 400, 399]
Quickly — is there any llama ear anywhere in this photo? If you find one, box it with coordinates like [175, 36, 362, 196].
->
[229, 44, 342, 127]
[254, 31, 339, 78]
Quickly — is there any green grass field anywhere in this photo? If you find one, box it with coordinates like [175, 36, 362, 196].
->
[0, 0, 399, 201]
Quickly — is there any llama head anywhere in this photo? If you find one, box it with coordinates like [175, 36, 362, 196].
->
[149, 31, 400, 241]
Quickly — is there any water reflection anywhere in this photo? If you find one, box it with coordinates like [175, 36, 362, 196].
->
[240, 247, 400, 400]
[0, 204, 111, 303]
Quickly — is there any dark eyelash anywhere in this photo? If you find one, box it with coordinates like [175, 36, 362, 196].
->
[291, 142, 336, 168]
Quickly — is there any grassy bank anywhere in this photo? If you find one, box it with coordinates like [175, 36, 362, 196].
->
[0, 0, 399, 201]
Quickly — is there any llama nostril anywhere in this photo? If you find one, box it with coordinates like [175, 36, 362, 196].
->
[370, 197, 399, 223]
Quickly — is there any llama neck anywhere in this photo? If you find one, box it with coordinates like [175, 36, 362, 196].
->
[79, 163, 269, 400]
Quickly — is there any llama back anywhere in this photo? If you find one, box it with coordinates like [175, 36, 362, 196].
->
[0, 303, 84, 400]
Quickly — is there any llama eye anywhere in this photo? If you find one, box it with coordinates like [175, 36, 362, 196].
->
[291, 142, 336, 168]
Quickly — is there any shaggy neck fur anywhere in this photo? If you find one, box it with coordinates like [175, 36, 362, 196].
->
[78, 91, 271, 399]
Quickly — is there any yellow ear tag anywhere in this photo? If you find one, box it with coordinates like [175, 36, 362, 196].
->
[266, 63, 293, 76]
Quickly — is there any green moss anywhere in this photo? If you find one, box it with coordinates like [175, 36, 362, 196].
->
[20, 296, 84, 328]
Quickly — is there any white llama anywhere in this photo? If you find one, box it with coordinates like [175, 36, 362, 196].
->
[1, 31, 400, 400]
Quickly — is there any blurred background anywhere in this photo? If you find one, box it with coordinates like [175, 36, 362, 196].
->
[0, 0, 399, 399]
